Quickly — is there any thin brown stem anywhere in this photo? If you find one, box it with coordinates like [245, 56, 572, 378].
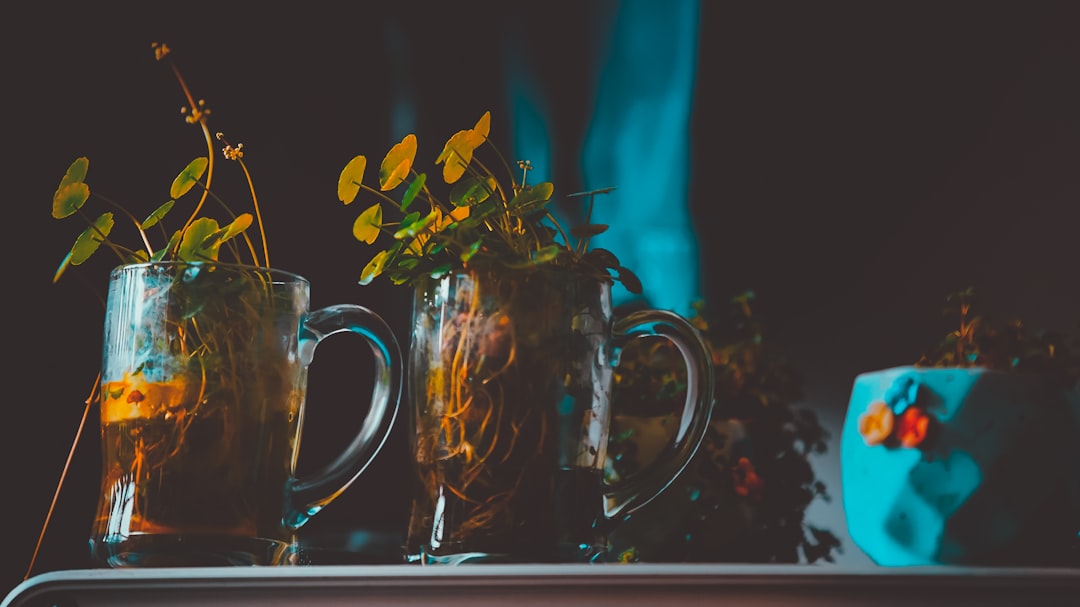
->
[25, 375, 99, 581]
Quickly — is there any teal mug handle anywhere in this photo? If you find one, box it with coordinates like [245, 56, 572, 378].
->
[285, 304, 403, 529]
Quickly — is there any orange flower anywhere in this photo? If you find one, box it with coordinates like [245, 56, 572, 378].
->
[895, 406, 930, 448]
[858, 400, 894, 446]
[733, 457, 764, 502]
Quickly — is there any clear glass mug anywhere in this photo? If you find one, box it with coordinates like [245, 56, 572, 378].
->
[405, 267, 715, 564]
[90, 261, 402, 567]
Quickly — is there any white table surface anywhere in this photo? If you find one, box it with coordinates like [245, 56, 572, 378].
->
[4, 563, 1079, 607]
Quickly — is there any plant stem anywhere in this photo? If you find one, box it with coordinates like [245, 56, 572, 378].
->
[25, 376, 98, 580]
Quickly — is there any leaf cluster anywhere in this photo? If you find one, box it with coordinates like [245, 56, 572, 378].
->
[915, 287, 1080, 387]
[608, 292, 840, 564]
[337, 111, 641, 293]
[691, 294, 837, 563]
[51, 42, 267, 285]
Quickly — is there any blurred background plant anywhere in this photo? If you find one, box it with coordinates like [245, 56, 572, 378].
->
[915, 287, 1079, 388]
[607, 292, 840, 563]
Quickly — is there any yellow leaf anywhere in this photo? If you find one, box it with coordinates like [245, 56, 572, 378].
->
[360, 249, 390, 285]
[221, 213, 253, 242]
[467, 111, 491, 146]
[449, 204, 470, 222]
[436, 130, 476, 184]
[380, 134, 417, 190]
[353, 203, 383, 244]
[338, 155, 367, 204]
[382, 159, 410, 192]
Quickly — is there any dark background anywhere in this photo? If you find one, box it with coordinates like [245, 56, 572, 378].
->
[5, 0, 1078, 595]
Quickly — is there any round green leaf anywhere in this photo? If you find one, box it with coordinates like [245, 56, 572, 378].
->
[570, 223, 609, 239]
[394, 209, 437, 240]
[396, 256, 420, 270]
[58, 156, 89, 190]
[141, 200, 176, 229]
[170, 157, 208, 199]
[401, 172, 426, 212]
[52, 157, 90, 218]
[70, 212, 114, 265]
[428, 263, 453, 280]
[530, 244, 562, 264]
[177, 216, 220, 261]
[52, 182, 90, 219]
[508, 182, 554, 217]
[449, 175, 496, 207]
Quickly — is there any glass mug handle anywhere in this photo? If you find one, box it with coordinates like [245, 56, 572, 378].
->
[605, 309, 715, 519]
[284, 303, 403, 529]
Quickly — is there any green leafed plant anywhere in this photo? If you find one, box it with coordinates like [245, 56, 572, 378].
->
[336, 112, 642, 293]
[32, 42, 271, 581]
[52, 42, 268, 282]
